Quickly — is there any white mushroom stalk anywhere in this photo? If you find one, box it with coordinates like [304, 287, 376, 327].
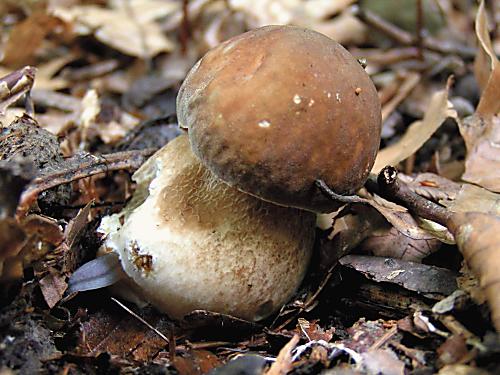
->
[75, 135, 315, 321]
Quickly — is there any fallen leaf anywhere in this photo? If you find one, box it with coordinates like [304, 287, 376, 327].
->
[173, 350, 222, 375]
[460, 1, 500, 192]
[52, 1, 176, 58]
[359, 225, 441, 262]
[449, 212, 500, 331]
[443, 183, 500, 215]
[340, 255, 458, 298]
[1, 13, 61, 68]
[437, 334, 469, 367]
[372, 79, 458, 173]
[39, 270, 67, 308]
[473, 0, 498, 92]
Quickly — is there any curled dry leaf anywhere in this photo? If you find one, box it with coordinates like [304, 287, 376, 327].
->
[359, 225, 441, 262]
[448, 212, 500, 331]
[340, 255, 458, 298]
[459, 74, 500, 192]
[473, 0, 498, 92]
[460, 0, 500, 192]
[360, 190, 454, 243]
[372, 78, 458, 173]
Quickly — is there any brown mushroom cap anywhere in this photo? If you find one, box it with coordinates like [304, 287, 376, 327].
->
[177, 25, 381, 213]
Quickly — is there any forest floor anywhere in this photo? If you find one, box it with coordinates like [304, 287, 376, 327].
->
[1, 1, 500, 374]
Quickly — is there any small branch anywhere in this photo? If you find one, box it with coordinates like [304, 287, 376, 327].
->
[17, 148, 155, 218]
[179, 0, 191, 54]
[353, 6, 475, 58]
[315, 179, 367, 204]
[416, 0, 424, 60]
[376, 166, 452, 226]
[111, 297, 170, 345]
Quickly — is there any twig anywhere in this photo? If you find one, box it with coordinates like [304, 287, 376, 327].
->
[376, 166, 452, 226]
[315, 180, 367, 204]
[416, 0, 424, 60]
[353, 6, 476, 58]
[179, 0, 191, 54]
[17, 148, 155, 218]
[111, 297, 170, 345]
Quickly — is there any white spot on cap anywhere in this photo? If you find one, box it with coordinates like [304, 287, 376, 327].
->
[326, 92, 332, 98]
[258, 120, 271, 128]
[293, 94, 302, 104]
[336, 93, 341, 102]
[308, 99, 315, 107]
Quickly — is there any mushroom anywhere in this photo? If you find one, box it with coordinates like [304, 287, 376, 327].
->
[70, 25, 381, 321]
[90, 135, 316, 321]
[177, 25, 381, 213]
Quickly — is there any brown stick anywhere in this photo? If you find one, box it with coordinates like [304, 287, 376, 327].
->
[17, 148, 155, 218]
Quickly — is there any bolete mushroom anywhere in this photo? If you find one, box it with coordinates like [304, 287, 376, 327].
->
[93, 135, 316, 321]
[177, 25, 381, 212]
[70, 25, 382, 321]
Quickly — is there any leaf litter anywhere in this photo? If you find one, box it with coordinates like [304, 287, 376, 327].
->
[0, 0, 500, 374]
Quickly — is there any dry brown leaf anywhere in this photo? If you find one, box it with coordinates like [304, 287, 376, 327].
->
[460, 1, 500, 192]
[52, 0, 176, 58]
[372, 80, 457, 173]
[79, 308, 170, 360]
[459, 70, 500, 192]
[449, 212, 500, 331]
[359, 225, 441, 262]
[1, 13, 61, 68]
[361, 191, 454, 243]
[340, 255, 458, 298]
[473, 0, 498, 92]
[39, 271, 67, 308]
[266, 335, 299, 375]
[443, 183, 500, 215]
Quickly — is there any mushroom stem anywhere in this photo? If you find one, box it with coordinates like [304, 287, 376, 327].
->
[98, 135, 316, 321]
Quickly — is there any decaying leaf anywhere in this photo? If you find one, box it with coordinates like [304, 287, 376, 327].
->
[473, 0, 498, 92]
[448, 212, 500, 331]
[39, 270, 67, 309]
[52, 0, 176, 58]
[443, 183, 500, 215]
[459, 1, 500, 192]
[359, 225, 441, 262]
[340, 255, 457, 298]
